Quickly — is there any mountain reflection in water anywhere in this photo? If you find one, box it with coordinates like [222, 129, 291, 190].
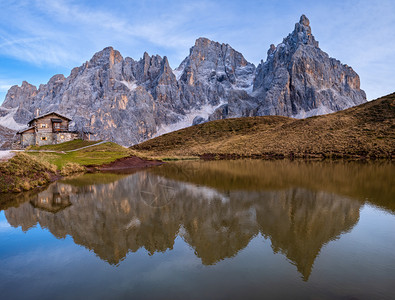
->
[1, 160, 393, 282]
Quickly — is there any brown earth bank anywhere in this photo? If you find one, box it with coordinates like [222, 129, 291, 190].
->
[132, 93, 395, 159]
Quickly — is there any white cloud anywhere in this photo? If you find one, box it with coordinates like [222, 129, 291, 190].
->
[0, 0, 205, 67]
[0, 84, 12, 92]
[0, 78, 15, 92]
[0, 85, 12, 91]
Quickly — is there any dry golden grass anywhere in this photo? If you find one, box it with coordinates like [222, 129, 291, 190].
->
[0, 153, 57, 193]
[133, 93, 395, 159]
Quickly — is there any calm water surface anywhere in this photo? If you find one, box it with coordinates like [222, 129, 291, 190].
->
[0, 160, 394, 299]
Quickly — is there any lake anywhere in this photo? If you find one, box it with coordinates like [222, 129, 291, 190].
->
[0, 160, 394, 299]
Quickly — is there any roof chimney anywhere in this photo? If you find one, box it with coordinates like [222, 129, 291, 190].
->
[35, 108, 40, 117]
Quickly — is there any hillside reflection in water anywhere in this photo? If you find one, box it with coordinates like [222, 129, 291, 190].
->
[1, 160, 394, 299]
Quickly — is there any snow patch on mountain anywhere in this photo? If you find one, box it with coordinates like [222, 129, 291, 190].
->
[292, 105, 334, 119]
[120, 80, 138, 91]
[154, 101, 226, 137]
[172, 67, 184, 81]
[0, 108, 26, 130]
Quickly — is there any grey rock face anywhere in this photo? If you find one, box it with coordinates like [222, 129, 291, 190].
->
[2, 81, 38, 124]
[2, 81, 37, 110]
[2, 47, 183, 145]
[0, 124, 15, 149]
[251, 15, 366, 117]
[0, 15, 366, 145]
[177, 37, 255, 108]
[192, 116, 205, 126]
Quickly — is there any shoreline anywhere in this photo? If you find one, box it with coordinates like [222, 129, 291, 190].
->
[1, 154, 393, 198]
[0, 154, 164, 194]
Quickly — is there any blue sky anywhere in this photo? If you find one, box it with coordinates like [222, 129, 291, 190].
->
[0, 0, 394, 103]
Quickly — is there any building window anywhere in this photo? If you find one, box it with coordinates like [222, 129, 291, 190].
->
[41, 137, 47, 141]
[41, 124, 47, 128]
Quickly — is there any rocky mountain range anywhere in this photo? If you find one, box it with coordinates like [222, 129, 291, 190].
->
[0, 15, 366, 146]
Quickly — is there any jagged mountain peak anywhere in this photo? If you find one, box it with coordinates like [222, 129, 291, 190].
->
[190, 37, 248, 65]
[2, 80, 37, 110]
[261, 14, 318, 67]
[177, 36, 254, 88]
[253, 14, 366, 117]
[47, 74, 66, 85]
[141, 51, 163, 62]
[284, 14, 318, 48]
[89, 46, 123, 68]
[267, 44, 276, 56]
[193, 37, 229, 49]
[299, 14, 310, 27]
[21, 80, 36, 88]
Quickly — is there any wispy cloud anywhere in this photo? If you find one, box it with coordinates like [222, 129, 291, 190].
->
[0, 78, 16, 92]
[0, 0, 210, 67]
[0, 79, 15, 103]
[0, 85, 12, 91]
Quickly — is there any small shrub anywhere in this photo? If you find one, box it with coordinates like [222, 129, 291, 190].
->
[60, 162, 85, 176]
[18, 181, 31, 191]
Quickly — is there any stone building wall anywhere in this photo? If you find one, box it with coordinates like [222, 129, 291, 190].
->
[20, 132, 80, 147]
[36, 132, 54, 146]
[21, 133, 35, 147]
[55, 132, 79, 144]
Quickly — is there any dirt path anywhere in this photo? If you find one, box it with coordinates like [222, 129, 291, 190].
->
[0, 150, 17, 162]
[25, 141, 107, 154]
[65, 141, 107, 152]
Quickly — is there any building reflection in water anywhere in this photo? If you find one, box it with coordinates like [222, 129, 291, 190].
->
[2, 160, 375, 282]
[30, 185, 72, 213]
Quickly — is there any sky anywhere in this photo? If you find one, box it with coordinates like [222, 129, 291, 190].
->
[0, 0, 394, 103]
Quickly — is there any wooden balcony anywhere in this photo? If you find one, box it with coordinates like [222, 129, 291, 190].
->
[52, 127, 69, 132]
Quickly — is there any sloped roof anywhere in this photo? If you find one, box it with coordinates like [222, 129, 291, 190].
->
[28, 112, 72, 126]
[17, 127, 34, 134]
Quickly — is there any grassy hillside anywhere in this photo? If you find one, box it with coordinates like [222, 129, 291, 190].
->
[26, 141, 136, 169]
[0, 153, 57, 193]
[132, 93, 395, 159]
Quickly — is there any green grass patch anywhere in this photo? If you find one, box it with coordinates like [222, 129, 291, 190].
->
[29, 139, 100, 151]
